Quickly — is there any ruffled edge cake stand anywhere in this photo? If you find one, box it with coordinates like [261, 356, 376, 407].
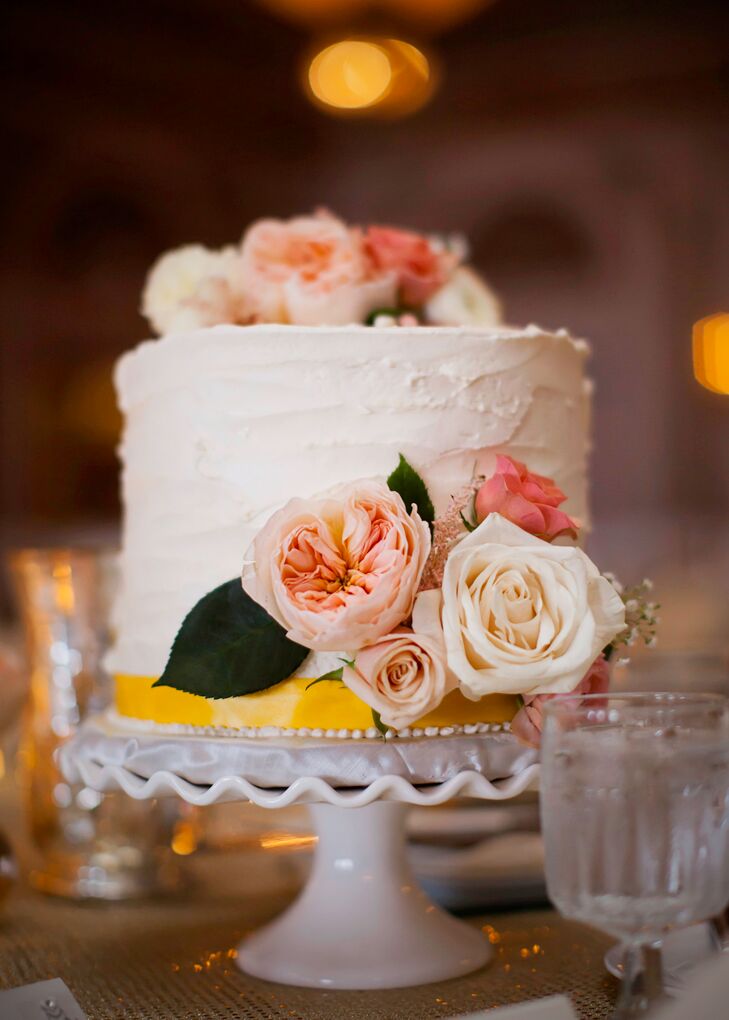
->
[61, 714, 540, 990]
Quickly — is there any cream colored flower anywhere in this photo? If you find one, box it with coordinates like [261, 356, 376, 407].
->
[424, 266, 502, 327]
[141, 244, 238, 335]
[341, 590, 456, 730]
[342, 630, 451, 731]
[417, 513, 625, 699]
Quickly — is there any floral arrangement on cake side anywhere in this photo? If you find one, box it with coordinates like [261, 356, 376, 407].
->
[141, 209, 501, 333]
[154, 454, 658, 747]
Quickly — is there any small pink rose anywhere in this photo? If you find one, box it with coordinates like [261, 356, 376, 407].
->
[242, 480, 430, 652]
[364, 226, 457, 307]
[342, 620, 456, 731]
[474, 455, 579, 542]
[510, 654, 611, 748]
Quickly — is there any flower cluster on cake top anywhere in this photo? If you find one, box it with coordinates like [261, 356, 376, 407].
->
[141, 210, 501, 333]
[155, 453, 658, 747]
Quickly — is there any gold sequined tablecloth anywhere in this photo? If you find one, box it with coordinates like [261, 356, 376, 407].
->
[0, 859, 616, 1020]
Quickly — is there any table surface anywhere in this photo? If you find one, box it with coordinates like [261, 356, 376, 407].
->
[0, 846, 617, 1020]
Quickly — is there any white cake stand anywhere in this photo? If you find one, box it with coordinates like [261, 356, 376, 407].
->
[62, 717, 539, 990]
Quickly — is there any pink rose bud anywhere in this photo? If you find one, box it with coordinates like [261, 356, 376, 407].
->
[364, 226, 457, 307]
[474, 455, 579, 542]
[510, 654, 611, 748]
[342, 626, 455, 731]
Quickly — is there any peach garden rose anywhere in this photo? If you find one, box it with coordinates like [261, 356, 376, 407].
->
[242, 480, 431, 652]
[235, 211, 397, 326]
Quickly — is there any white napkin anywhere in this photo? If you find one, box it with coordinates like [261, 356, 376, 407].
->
[463, 995, 577, 1019]
[0, 978, 87, 1019]
[654, 950, 729, 1020]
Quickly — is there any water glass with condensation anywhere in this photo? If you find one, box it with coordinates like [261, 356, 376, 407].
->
[540, 692, 729, 1018]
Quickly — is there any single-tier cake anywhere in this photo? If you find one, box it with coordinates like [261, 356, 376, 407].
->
[109, 211, 624, 741]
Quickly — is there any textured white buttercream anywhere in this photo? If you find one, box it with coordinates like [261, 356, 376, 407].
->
[108, 323, 591, 677]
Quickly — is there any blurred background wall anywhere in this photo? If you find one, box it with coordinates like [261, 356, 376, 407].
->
[1, 0, 728, 648]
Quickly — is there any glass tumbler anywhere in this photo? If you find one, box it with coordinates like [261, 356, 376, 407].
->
[540, 692, 729, 1018]
[9, 547, 179, 899]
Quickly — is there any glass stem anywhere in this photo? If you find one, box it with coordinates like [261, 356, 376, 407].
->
[710, 908, 729, 952]
[613, 942, 664, 1018]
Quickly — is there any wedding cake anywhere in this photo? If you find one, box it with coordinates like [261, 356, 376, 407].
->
[109, 211, 627, 742]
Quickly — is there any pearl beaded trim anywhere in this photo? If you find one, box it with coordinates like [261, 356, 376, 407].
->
[108, 710, 509, 740]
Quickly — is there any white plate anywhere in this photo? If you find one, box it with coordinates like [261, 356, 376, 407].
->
[411, 830, 546, 910]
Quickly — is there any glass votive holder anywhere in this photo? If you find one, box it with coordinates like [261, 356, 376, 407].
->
[8, 547, 180, 899]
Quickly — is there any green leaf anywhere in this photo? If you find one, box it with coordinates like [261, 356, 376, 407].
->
[459, 510, 477, 533]
[154, 579, 309, 699]
[364, 307, 413, 325]
[305, 667, 344, 691]
[372, 710, 389, 739]
[387, 454, 435, 535]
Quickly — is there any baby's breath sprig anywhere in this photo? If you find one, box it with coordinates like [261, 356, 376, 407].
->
[603, 575, 660, 662]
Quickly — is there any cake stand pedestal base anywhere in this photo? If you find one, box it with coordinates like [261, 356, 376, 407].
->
[61, 715, 539, 990]
[239, 800, 491, 989]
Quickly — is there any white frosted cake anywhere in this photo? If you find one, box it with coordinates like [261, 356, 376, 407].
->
[109, 212, 625, 741]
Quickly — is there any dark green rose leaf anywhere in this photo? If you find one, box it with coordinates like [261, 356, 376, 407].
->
[305, 667, 344, 691]
[460, 510, 477, 533]
[364, 307, 415, 325]
[387, 454, 435, 535]
[372, 710, 389, 739]
[154, 579, 309, 699]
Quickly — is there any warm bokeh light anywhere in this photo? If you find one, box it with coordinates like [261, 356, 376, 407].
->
[61, 359, 121, 445]
[171, 819, 199, 856]
[693, 313, 729, 394]
[259, 832, 317, 851]
[309, 40, 392, 109]
[380, 38, 435, 115]
[306, 37, 434, 117]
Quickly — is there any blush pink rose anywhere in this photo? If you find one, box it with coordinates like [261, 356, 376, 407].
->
[510, 654, 611, 748]
[242, 480, 431, 652]
[343, 631, 455, 731]
[235, 211, 396, 325]
[364, 226, 457, 307]
[474, 455, 579, 542]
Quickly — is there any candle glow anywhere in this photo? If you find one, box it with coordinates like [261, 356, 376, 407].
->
[693, 313, 729, 394]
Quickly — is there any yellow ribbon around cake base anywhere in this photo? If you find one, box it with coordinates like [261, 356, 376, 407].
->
[114, 674, 518, 732]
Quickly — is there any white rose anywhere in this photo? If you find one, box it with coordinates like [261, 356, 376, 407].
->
[424, 266, 502, 326]
[418, 513, 625, 700]
[141, 244, 238, 335]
